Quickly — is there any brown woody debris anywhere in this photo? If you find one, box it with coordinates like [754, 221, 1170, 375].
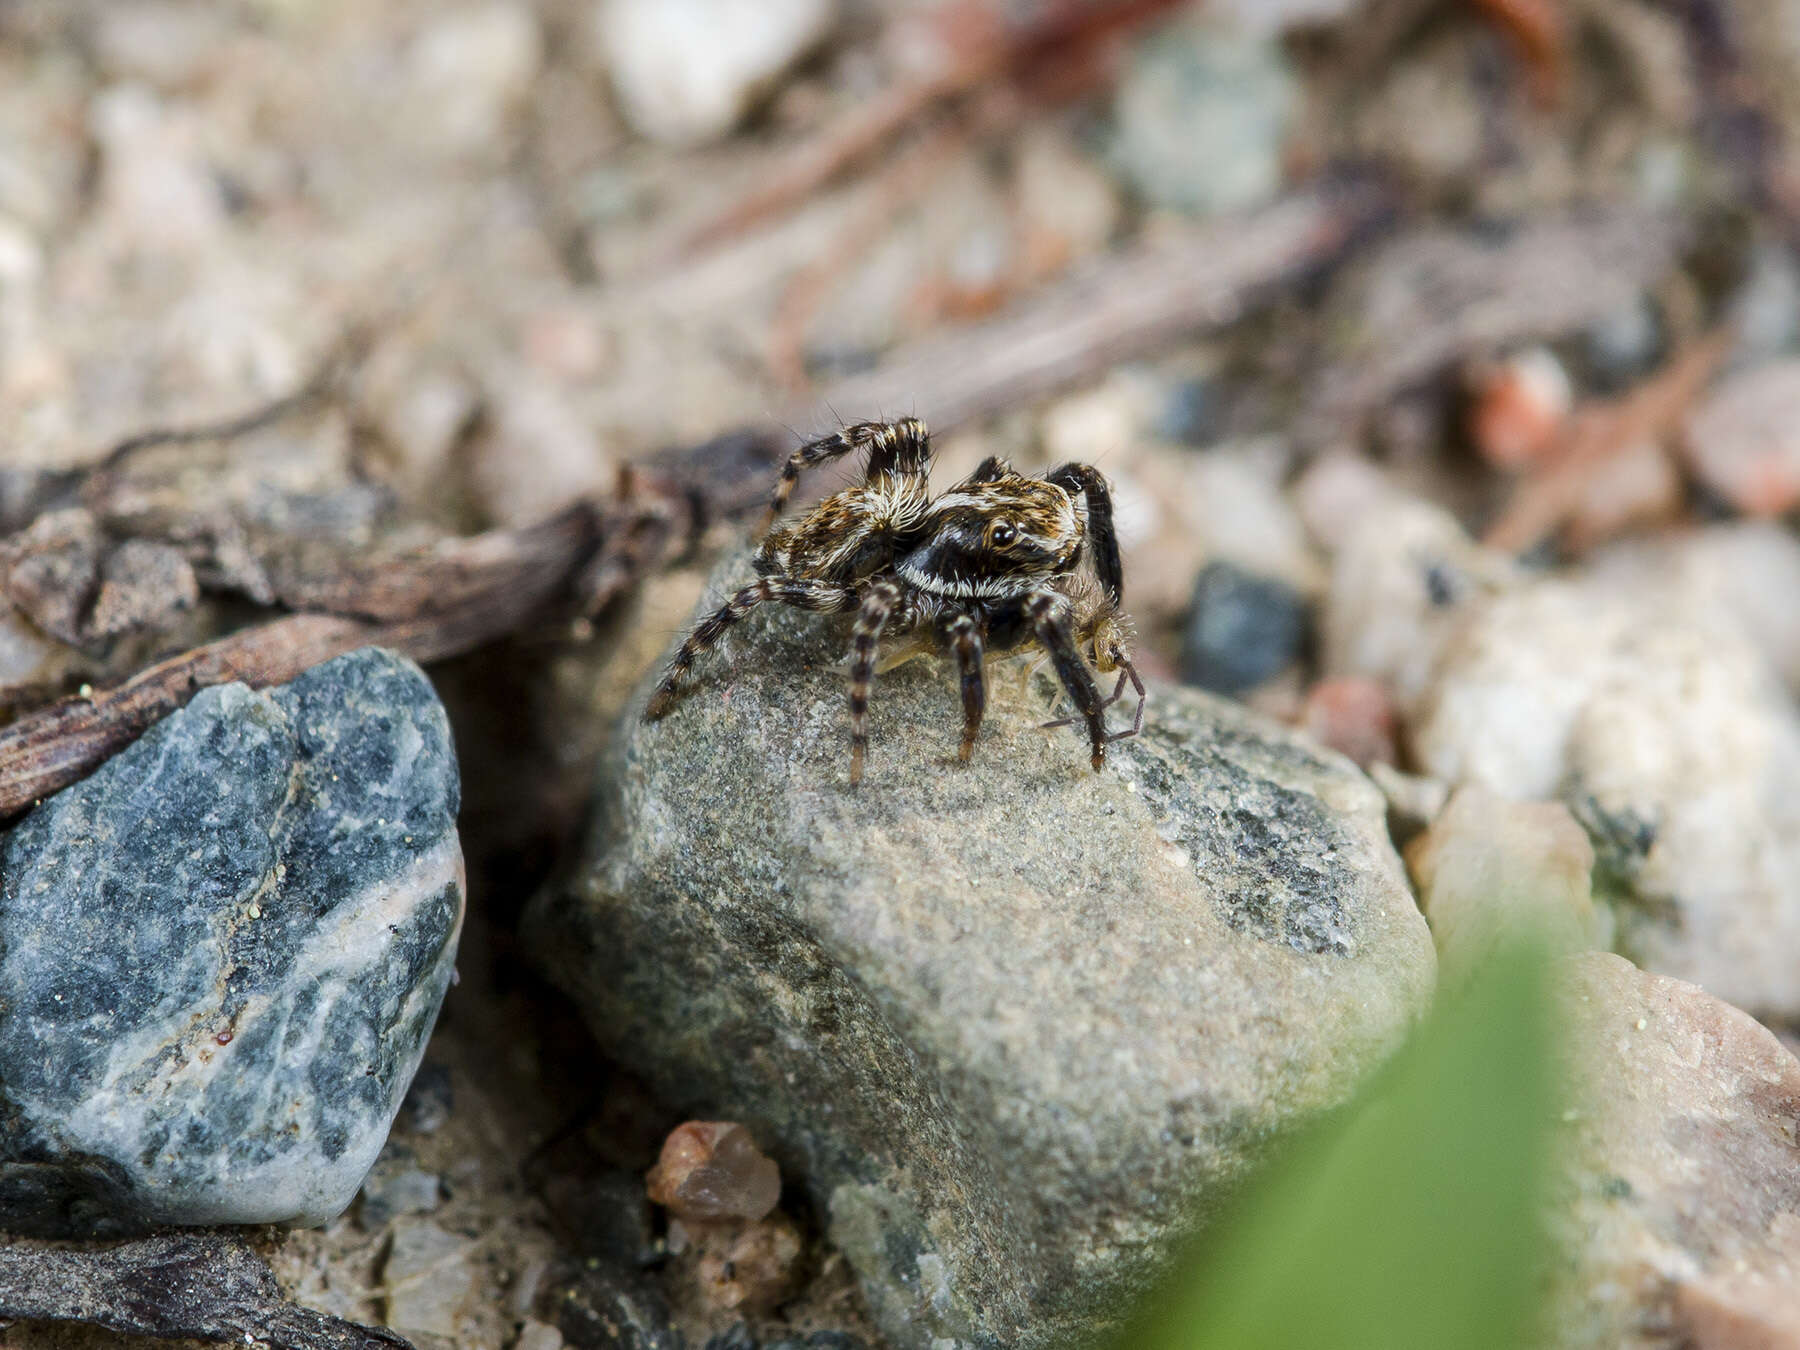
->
[1300, 208, 1686, 451]
[0, 509, 200, 651]
[1301, 675, 1397, 768]
[1483, 329, 1729, 555]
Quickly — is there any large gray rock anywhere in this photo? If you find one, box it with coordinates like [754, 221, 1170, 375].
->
[527, 569, 1436, 1349]
[0, 647, 464, 1237]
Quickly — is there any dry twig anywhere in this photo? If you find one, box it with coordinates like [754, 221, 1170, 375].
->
[0, 427, 788, 818]
[805, 181, 1390, 436]
[93, 322, 375, 477]
[1481, 328, 1730, 554]
[1297, 206, 1689, 452]
[767, 91, 1012, 392]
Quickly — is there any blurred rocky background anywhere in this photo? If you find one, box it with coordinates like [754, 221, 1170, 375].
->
[2, 0, 1800, 1346]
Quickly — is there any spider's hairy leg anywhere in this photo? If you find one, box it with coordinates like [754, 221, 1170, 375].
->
[1046, 463, 1124, 607]
[645, 576, 855, 720]
[863, 416, 932, 481]
[1111, 657, 1147, 740]
[759, 418, 932, 536]
[847, 578, 905, 785]
[1027, 589, 1109, 770]
[962, 454, 1009, 484]
[945, 611, 986, 763]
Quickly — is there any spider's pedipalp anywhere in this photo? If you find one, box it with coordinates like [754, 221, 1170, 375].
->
[646, 575, 856, 719]
[1108, 657, 1147, 742]
[1043, 657, 1145, 742]
[1041, 665, 1127, 729]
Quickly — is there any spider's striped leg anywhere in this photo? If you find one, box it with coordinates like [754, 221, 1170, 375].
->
[945, 611, 986, 763]
[645, 577, 855, 720]
[961, 455, 1009, 485]
[847, 579, 906, 785]
[759, 418, 932, 535]
[1027, 589, 1109, 770]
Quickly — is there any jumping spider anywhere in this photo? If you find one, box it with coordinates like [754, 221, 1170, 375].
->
[645, 418, 1144, 783]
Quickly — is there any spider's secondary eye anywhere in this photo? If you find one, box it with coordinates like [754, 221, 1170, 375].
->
[988, 523, 1018, 547]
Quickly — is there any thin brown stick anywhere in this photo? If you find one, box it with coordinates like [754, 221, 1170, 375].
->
[0, 615, 373, 816]
[767, 95, 1008, 393]
[269, 503, 598, 622]
[1481, 328, 1730, 555]
[676, 64, 972, 264]
[91, 322, 373, 476]
[0, 505, 603, 816]
[803, 182, 1389, 436]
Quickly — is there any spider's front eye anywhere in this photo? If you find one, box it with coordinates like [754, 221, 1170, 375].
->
[988, 523, 1018, 548]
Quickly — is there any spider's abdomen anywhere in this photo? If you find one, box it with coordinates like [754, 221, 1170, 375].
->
[756, 483, 928, 584]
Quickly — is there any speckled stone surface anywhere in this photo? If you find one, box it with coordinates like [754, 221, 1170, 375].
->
[1547, 953, 1800, 1350]
[0, 647, 463, 1237]
[527, 558, 1437, 1350]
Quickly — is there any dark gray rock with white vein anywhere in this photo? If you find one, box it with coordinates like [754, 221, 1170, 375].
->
[0, 646, 463, 1237]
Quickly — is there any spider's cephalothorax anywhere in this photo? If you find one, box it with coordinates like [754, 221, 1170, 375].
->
[644, 418, 1144, 783]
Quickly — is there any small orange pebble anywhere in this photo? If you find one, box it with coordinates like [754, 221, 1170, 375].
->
[1468, 346, 1573, 472]
[646, 1121, 781, 1224]
[1301, 676, 1398, 769]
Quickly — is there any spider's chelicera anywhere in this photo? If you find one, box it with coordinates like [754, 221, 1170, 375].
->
[644, 418, 1144, 783]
